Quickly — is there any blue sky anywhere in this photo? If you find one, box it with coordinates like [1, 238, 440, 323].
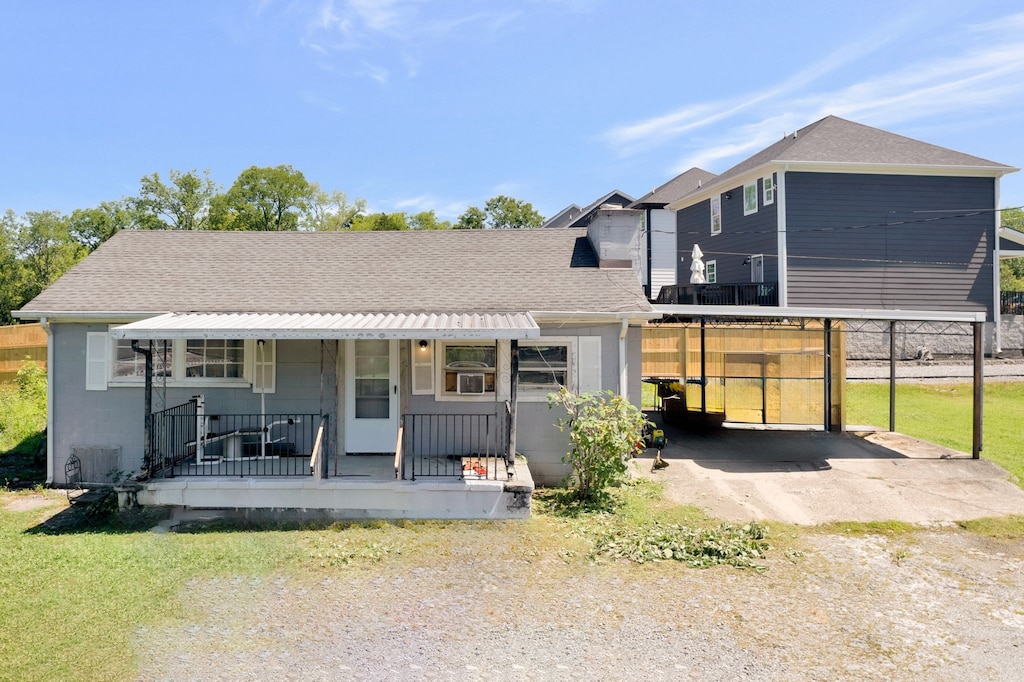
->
[3, 1, 1024, 221]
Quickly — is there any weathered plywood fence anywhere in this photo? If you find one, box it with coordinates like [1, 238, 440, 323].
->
[0, 323, 47, 383]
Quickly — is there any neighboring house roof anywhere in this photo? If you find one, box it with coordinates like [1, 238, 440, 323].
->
[541, 204, 581, 228]
[669, 115, 1017, 208]
[630, 168, 718, 208]
[17, 229, 652, 318]
[543, 190, 635, 228]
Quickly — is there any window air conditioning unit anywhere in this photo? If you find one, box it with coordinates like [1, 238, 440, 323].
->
[457, 373, 485, 394]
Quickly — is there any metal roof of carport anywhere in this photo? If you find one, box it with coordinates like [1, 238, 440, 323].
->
[110, 311, 541, 340]
[652, 304, 986, 323]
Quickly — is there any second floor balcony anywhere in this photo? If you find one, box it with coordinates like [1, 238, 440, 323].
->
[655, 282, 779, 307]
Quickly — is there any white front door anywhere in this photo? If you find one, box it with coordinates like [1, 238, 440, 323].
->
[345, 339, 399, 453]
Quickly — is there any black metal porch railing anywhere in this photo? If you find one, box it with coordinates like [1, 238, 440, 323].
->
[150, 402, 326, 478]
[1002, 290, 1024, 315]
[400, 412, 508, 481]
[148, 397, 198, 477]
[655, 283, 779, 306]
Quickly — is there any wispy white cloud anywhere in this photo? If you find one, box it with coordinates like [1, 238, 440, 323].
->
[393, 194, 469, 220]
[617, 9, 1024, 174]
[297, 0, 523, 83]
[359, 61, 390, 85]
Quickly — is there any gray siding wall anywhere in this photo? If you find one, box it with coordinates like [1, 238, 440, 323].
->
[403, 322, 643, 485]
[51, 322, 643, 488]
[50, 324, 334, 483]
[786, 172, 995, 316]
[675, 177, 779, 284]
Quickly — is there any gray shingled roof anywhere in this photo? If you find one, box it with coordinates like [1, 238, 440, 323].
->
[19, 229, 652, 316]
[541, 204, 581, 228]
[710, 115, 1014, 189]
[630, 168, 718, 208]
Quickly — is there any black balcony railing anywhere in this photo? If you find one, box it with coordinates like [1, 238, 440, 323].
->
[655, 282, 779, 306]
[149, 400, 326, 478]
[1002, 290, 1024, 315]
[400, 412, 509, 480]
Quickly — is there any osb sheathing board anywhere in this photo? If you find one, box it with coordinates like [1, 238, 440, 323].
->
[643, 323, 846, 426]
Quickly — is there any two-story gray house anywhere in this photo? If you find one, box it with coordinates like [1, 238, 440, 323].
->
[658, 116, 1018, 351]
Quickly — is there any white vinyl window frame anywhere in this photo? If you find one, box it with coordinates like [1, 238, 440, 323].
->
[105, 330, 272, 391]
[749, 254, 764, 283]
[706, 259, 718, 284]
[743, 182, 758, 215]
[435, 341, 499, 401]
[762, 175, 775, 205]
[516, 337, 575, 401]
[710, 195, 722, 235]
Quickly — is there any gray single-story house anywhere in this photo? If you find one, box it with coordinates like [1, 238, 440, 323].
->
[15, 228, 656, 519]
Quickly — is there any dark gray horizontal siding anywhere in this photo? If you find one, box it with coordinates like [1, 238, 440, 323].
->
[676, 176, 778, 284]
[785, 172, 995, 316]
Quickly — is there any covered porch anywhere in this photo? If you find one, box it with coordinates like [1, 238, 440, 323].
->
[111, 311, 541, 518]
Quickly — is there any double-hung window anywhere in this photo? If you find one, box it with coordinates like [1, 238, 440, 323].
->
[762, 175, 775, 205]
[185, 339, 244, 378]
[710, 196, 722, 235]
[706, 260, 717, 284]
[743, 183, 758, 215]
[441, 343, 497, 396]
[518, 342, 570, 393]
[94, 330, 273, 392]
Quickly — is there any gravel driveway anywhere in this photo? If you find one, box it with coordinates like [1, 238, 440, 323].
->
[134, 523, 1024, 681]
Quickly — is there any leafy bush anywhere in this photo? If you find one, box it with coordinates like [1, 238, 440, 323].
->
[0, 361, 47, 454]
[548, 389, 650, 503]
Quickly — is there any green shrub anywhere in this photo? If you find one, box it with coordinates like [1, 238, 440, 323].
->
[548, 388, 650, 503]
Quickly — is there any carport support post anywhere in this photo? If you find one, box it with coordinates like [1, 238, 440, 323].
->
[973, 321, 983, 459]
[889, 321, 897, 432]
[823, 319, 832, 431]
[700, 318, 707, 413]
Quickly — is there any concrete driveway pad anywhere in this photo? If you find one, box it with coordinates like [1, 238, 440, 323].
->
[637, 422, 1024, 524]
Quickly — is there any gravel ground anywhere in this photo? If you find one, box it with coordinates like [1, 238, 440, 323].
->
[133, 525, 1024, 682]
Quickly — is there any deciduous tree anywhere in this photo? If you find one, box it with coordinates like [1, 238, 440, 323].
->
[210, 165, 314, 231]
[132, 169, 219, 230]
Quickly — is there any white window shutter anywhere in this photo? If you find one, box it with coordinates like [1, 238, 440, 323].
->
[496, 340, 511, 400]
[411, 340, 434, 395]
[86, 332, 109, 391]
[248, 339, 276, 394]
[576, 336, 602, 394]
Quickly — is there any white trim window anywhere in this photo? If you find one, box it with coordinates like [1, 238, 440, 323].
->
[438, 342, 497, 398]
[185, 339, 244, 379]
[103, 331, 274, 391]
[706, 259, 717, 284]
[762, 175, 775, 205]
[743, 183, 758, 215]
[518, 339, 572, 398]
[710, 195, 722, 235]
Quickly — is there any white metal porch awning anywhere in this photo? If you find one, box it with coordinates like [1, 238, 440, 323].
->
[110, 312, 540, 340]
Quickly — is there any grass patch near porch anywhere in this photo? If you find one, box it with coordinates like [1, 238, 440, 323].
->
[845, 381, 1024, 486]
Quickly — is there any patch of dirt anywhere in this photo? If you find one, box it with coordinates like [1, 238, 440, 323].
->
[2, 494, 60, 512]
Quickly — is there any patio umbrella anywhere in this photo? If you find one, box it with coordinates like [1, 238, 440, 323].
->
[689, 244, 706, 284]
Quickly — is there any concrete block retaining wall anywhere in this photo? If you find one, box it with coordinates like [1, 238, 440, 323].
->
[844, 316, 1023, 360]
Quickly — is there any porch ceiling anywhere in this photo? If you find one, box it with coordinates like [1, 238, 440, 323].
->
[111, 311, 541, 340]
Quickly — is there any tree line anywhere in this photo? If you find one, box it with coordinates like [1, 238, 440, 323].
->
[0, 165, 545, 324]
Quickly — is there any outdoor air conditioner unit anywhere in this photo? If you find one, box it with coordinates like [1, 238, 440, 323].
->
[457, 373, 485, 394]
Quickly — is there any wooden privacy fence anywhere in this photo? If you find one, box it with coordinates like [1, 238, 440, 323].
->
[0, 323, 47, 383]
[642, 323, 845, 427]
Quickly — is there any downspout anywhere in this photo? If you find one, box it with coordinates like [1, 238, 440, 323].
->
[131, 340, 153, 472]
[40, 317, 53, 485]
[619, 318, 628, 399]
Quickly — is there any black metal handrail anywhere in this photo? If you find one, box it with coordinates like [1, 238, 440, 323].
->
[148, 397, 198, 477]
[151, 408, 326, 478]
[400, 412, 508, 480]
[656, 282, 779, 306]
[1002, 290, 1024, 315]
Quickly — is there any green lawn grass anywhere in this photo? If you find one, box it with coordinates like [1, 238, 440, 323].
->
[845, 381, 1024, 485]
